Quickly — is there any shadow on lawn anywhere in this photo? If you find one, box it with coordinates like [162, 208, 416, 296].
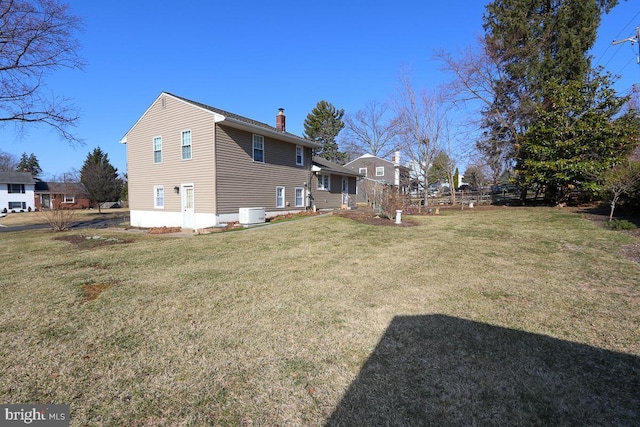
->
[326, 315, 639, 426]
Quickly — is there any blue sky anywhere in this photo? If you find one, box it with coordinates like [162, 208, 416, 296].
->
[2, 0, 639, 179]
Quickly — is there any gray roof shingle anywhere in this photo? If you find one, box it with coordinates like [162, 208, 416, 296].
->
[0, 171, 35, 184]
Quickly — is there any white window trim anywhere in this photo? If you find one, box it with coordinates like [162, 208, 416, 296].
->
[63, 195, 75, 204]
[317, 174, 331, 191]
[294, 187, 304, 207]
[295, 145, 304, 166]
[276, 186, 285, 208]
[359, 167, 367, 177]
[153, 136, 162, 164]
[154, 185, 164, 209]
[253, 134, 265, 163]
[376, 166, 385, 177]
[181, 130, 192, 160]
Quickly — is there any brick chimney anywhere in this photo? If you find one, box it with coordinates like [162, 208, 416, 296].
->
[276, 108, 286, 132]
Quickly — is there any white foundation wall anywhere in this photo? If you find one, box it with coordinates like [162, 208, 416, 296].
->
[131, 209, 308, 229]
[130, 210, 183, 228]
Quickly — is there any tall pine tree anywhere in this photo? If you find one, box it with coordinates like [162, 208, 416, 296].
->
[303, 100, 346, 164]
[80, 147, 122, 213]
[16, 152, 42, 179]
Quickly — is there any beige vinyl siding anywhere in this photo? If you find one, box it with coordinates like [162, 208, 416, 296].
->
[126, 95, 216, 213]
[215, 125, 311, 214]
[311, 174, 355, 209]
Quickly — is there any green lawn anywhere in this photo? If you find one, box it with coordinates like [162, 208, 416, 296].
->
[1, 207, 638, 426]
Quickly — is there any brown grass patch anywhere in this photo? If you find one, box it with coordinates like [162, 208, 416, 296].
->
[81, 283, 114, 302]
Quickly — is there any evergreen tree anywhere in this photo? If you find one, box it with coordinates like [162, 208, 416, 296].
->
[482, 0, 621, 202]
[16, 152, 42, 178]
[518, 72, 639, 204]
[80, 147, 122, 213]
[303, 100, 346, 164]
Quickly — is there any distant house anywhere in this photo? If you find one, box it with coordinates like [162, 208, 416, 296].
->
[35, 181, 90, 209]
[0, 171, 35, 212]
[120, 92, 358, 229]
[344, 152, 410, 204]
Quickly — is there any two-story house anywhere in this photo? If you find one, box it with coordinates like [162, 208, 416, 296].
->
[120, 92, 358, 229]
[344, 152, 410, 205]
[0, 171, 36, 212]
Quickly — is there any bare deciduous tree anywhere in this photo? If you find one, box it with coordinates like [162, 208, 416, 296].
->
[343, 100, 399, 159]
[0, 0, 84, 142]
[0, 151, 18, 171]
[436, 41, 518, 185]
[394, 73, 449, 208]
[601, 160, 640, 221]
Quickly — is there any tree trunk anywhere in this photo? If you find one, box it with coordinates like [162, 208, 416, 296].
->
[609, 195, 619, 222]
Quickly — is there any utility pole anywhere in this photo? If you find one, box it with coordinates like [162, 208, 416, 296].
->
[612, 28, 640, 63]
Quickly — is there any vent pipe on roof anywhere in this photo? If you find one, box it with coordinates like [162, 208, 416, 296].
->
[276, 108, 286, 132]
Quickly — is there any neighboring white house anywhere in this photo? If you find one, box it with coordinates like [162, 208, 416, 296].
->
[0, 171, 36, 212]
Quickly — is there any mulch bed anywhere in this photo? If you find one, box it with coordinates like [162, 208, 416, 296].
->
[332, 210, 419, 227]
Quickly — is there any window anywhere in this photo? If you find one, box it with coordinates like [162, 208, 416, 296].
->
[63, 195, 75, 204]
[276, 186, 285, 208]
[8, 202, 26, 210]
[153, 136, 162, 163]
[154, 186, 164, 208]
[376, 166, 385, 177]
[8, 184, 25, 194]
[359, 168, 367, 177]
[295, 187, 304, 207]
[181, 130, 192, 160]
[253, 135, 264, 162]
[296, 146, 304, 166]
[317, 174, 330, 190]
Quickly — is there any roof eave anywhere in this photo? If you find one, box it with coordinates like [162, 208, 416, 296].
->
[219, 117, 320, 149]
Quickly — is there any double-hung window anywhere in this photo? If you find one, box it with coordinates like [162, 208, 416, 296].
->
[276, 186, 285, 208]
[295, 146, 304, 166]
[63, 195, 75, 204]
[317, 174, 330, 191]
[295, 187, 304, 207]
[154, 185, 164, 208]
[376, 166, 385, 177]
[8, 184, 25, 194]
[253, 135, 264, 163]
[8, 202, 25, 210]
[181, 130, 192, 160]
[153, 136, 162, 163]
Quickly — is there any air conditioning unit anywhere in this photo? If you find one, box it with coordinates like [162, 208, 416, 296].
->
[239, 207, 265, 225]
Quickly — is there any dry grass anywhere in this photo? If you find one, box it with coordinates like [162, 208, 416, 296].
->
[0, 207, 638, 426]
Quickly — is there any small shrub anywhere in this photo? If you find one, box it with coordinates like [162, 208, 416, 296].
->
[607, 219, 637, 230]
[39, 207, 76, 231]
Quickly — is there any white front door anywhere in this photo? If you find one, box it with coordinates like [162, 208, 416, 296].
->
[341, 177, 349, 206]
[182, 184, 195, 229]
